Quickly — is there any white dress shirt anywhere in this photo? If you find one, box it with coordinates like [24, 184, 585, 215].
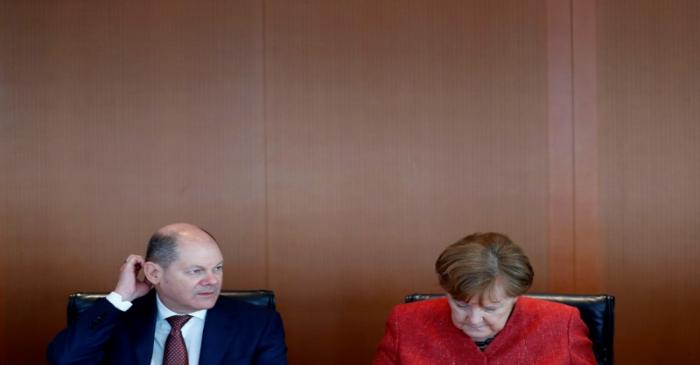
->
[106, 292, 208, 365]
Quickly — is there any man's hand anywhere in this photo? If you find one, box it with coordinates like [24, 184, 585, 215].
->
[114, 255, 152, 302]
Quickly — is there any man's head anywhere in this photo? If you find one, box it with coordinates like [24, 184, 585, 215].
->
[143, 223, 223, 313]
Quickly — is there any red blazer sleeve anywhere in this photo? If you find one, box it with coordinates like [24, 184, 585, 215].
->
[373, 307, 400, 365]
[568, 309, 597, 365]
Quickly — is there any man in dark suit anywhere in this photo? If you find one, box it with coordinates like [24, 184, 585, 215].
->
[47, 223, 287, 365]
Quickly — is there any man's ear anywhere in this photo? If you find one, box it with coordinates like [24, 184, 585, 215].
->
[143, 261, 162, 285]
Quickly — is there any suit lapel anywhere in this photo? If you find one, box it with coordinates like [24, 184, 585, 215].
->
[199, 298, 238, 365]
[125, 291, 158, 365]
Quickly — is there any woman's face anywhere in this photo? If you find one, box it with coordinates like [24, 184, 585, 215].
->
[447, 283, 517, 342]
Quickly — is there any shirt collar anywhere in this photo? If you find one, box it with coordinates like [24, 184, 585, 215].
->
[155, 293, 207, 321]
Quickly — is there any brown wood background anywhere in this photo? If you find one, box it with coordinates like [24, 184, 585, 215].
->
[1, 1, 698, 364]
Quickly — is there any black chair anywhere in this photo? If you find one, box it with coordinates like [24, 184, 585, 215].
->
[405, 293, 615, 365]
[67, 290, 276, 325]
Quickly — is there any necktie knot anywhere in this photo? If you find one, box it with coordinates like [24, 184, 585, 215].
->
[167, 315, 192, 331]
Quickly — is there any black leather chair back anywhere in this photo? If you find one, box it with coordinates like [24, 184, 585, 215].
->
[67, 290, 276, 325]
[405, 293, 615, 365]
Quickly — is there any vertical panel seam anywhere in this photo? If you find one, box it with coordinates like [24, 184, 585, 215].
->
[261, 0, 270, 288]
[572, 0, 602, 292]
[546, 0, 576, 291]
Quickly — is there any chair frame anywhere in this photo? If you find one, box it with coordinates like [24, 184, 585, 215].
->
[67, 289, 276, 325]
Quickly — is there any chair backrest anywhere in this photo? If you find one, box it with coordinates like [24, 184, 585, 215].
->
[67, 290, 276, 325]
[405, 293, 615, 365]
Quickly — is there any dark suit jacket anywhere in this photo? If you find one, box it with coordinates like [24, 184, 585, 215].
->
[47, 290, 287, 365]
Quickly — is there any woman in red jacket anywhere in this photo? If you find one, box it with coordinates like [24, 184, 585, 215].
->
[373, 232, 596, 365]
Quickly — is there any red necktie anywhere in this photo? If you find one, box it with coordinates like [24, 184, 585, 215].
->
[164, 315, 192, 365]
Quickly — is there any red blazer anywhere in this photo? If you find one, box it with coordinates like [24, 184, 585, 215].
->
[373, 296, 595, 365]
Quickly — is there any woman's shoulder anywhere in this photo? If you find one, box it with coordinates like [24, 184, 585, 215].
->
[516, 296, 579, 318]
[390, 297, 450, 319]
[386, 297, 454, 330]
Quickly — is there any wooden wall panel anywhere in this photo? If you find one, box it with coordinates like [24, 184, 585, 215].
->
[571, 0, 603, 293]
[0, 1, 265, 363]
[546, 0, 577, 291]
[598, 1, 700, 363]
[264, 1, 549, 363]
[547, 0, 604, 294]
[4, 0, 699, 364]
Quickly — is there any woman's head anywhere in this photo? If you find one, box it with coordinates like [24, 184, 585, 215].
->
[435, 232, 533, 302]
[435, 232, 534, 341]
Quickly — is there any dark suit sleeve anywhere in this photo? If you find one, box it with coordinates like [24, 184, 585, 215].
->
[254, 310, 288, 365]
[47, 298, 122, 365]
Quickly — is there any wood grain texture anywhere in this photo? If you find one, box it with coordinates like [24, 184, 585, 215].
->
[597, 0, 700, 363]
[572, 0, 603, 293]
[2, 0, 698, 364]
[264, 1, 548, 363]
[0, 1, 265, 363]
[546, 0, 576, 291]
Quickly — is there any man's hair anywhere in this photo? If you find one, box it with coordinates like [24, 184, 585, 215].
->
[146, 232, 180, 268]
[145, 225, 218, 268]
[435, 232, 534, 302]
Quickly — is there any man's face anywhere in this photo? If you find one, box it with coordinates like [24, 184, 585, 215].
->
[154, 238, 224, 313]
[447, 283, 517, 342]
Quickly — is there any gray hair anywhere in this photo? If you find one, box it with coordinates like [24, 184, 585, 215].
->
[145, 232, 179, 268]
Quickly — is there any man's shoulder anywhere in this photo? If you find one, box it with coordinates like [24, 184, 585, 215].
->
[205, 295, 283, 337]
[126, 290, 158, 314]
